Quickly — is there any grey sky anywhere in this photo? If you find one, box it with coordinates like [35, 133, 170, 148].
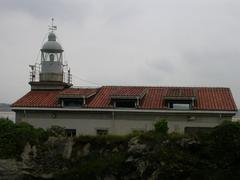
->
[0, 0, 240, 107]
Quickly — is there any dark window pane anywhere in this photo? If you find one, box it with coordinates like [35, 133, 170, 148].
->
[63, 98, 83, 107]
[115, 99, 136, 108]
[66, 129, 76, 137]
[96, 129, 108, 135]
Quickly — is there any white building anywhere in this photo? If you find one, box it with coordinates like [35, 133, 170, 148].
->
[12, 23, 237, 136]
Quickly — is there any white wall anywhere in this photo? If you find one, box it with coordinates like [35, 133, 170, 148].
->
[15, 110, 230, 135]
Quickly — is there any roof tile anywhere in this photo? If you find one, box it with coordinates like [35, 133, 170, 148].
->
[12, 86, 237, 111]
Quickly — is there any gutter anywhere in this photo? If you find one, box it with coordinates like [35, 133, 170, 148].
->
[11, 107, 237, 115]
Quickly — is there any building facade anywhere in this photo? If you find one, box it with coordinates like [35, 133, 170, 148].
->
[12, 23, 237, 135]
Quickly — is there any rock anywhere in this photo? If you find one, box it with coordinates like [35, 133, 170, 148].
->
[112, 147, 119, 153]
[0, 159, 24, 180]
[104, 175, 117, 180]
[178, 138, 200, 148]
[148, 169, 160, 180]
[45, 137, 75, 157]
[126, 156, 135, 163]
[63, 138, 74, 159]
[128, 144, 147, 154]
[77, 143, 91, 157]
[40, 173, 54, 179]
[122, 173, 138, 180]
[136, 160, 149, 176]
[21, 142, 37, 168]
[21, 142, 32, 161]
[46, 136, 58, 147]
[83, 143, 91, 156]
[128, 136, 147, 154]
[32, 145, 37, 158]
[160, 161, 165, 166]
[128, 137, 140, 146]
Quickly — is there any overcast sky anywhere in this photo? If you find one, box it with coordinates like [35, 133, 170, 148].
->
[0, 0, 240, 107]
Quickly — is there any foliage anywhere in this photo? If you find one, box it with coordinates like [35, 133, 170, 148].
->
[200, 121, 240, 179]
[56, 153, 127, 179]
[73, 134, 129, 156]
[0, 119, 17, 158]
[0, 118, 48, 159]
[46, 125, 66, 137]
[2, 118, 240, 179]
[154, 119, 169, 134]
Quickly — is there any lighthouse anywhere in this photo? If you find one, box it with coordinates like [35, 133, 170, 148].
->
[29, 19, 72, 90]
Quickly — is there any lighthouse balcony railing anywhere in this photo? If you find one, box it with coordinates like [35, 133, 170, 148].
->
[29, 71, 40, 82]
[63, 72, 72, 84]
[29, 70, 72, 84]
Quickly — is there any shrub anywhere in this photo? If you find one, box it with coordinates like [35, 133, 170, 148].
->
[208, 121, 240, 162]
[47, 125, 66, 137]
[0, 119, 17, 158]
[56, 153, 127, 179]
[154, 119, 169, 135]
[0, 118, 49, 159]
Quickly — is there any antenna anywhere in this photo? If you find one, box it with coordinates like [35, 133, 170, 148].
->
[48, 18, 57, 32]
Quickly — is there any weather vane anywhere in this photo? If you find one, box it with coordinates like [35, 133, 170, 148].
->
[48, 18, 57, 32]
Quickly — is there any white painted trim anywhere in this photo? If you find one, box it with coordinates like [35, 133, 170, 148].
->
[11, 107, 237, 114]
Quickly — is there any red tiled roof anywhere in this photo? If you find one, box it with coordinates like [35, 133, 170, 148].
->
[12, 86, 237, 111]
[111, 87, 146, 97]
[60, 88, 98, 97]
[166, 87, 195, 97]
[195, 88, 236, 110]
[12, 91, 62, 108]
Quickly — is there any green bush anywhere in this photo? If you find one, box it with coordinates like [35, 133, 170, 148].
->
[0, 118, 49, 159]
[47, 125, 66, 137]
[56, 153, 127, 179]
[208, 121, 240, 164]
[154, 119, 169, 134]
[0, 119, 17, 158]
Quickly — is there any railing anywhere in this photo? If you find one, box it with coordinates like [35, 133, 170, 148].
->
[63, 70, 72, 84]
[29, 63, 72, 84]
[29, 63, 40, 82]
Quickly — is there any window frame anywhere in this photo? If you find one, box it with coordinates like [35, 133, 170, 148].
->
[65, 129, 76, 137]
[96, 129, 109, 136]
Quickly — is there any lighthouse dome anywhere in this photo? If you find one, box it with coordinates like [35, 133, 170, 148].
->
[41, 32, 63, 53]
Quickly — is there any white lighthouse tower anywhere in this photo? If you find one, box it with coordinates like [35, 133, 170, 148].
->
[29, 19, 72, 90]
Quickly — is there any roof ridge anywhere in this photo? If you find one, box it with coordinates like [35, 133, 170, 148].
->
[101, 85, 230, 89]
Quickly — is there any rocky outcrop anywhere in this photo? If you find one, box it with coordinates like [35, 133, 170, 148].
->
[0, 137, 75, 180]
[0, 135, 202, 180]
[0, 159, 24, 180]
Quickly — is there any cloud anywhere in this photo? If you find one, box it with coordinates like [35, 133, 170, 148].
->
[0, 0, 90, 22]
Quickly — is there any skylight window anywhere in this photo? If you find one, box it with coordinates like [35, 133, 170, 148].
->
[114, 99, 136, 108]
[165, 99, 195, 110]
[171, 103, 191, 110]
[110, 87, 146, 109]
[62, 98, 83, 107]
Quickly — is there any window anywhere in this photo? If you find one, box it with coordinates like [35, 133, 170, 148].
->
[62, 98, 83, 107]
[114, 99, 136, 108]
[171, 103, 190, 110]
[96, 129, 108, 136]
[66, 129, 76, 137]
[166, 100, 193, 110]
